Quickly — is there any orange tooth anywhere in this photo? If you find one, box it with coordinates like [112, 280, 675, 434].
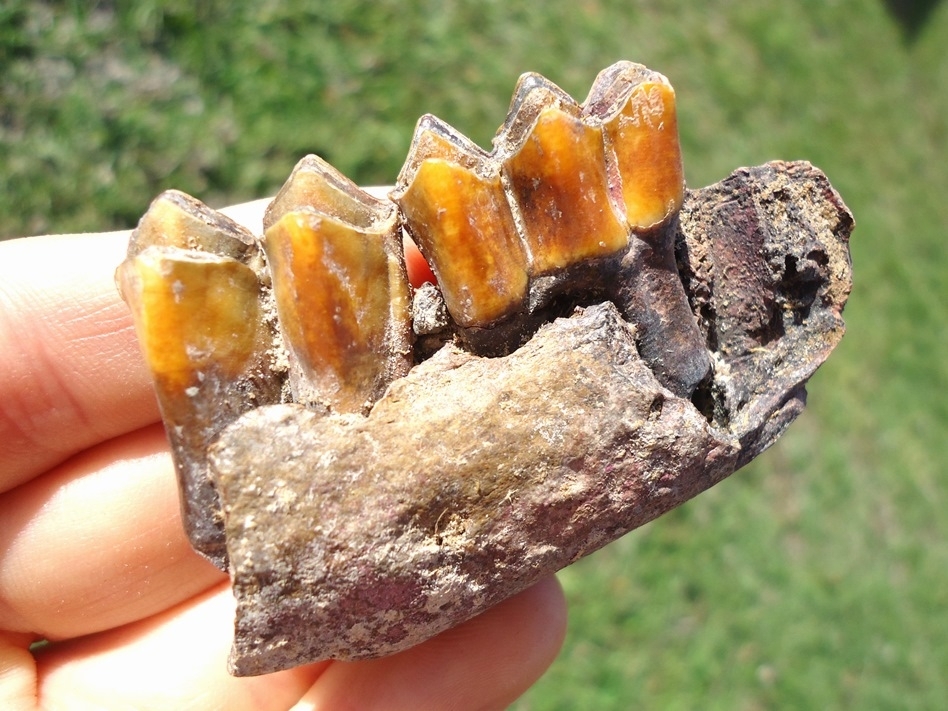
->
[585, 63, 684, 231]
[118, 249, 270, 394]
[498, 77, 628, 276]
[117, 223, 280, 570]
[263, 156, 411, 413]
[392, 117, 528, 328]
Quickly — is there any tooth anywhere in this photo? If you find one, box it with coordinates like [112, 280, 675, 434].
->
[262, 155, 412, 413]
[582, 62, 708, 396]
[392, 115, 528, 328]
[117, 191, 281, 569]
[584, 61, 684, 231]
[496, 73, 628, 275]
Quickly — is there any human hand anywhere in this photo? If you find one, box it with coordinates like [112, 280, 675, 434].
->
[0, 216, 566, 710]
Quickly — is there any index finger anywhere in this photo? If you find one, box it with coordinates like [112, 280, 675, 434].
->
[0, 230, 158, 493]
[0, 199, 278, 494]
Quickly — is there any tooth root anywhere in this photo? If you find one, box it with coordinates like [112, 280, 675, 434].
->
[117, 193, 282, 570]
[585, 64, 684, 232]
[498, 77, 628, 276]
[263, 156, 412, 413]
[392, 117, 528, 328]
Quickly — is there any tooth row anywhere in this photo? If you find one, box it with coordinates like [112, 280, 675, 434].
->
[390, 61, 705, 393]
[392, 61, 684, 330]
[118, 177, 414, 569]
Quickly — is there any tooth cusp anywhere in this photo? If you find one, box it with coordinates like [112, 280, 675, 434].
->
[126, 189, 258, 262]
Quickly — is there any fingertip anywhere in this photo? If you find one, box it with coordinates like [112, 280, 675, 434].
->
[403, 236, 437, 289]
[299, 575, 568, 711]
[35, 585, 330, 711]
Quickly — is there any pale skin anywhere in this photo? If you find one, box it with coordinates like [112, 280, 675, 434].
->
[0, 198, 567, 710]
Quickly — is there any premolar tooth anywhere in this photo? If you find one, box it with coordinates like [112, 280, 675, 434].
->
[392, 115, 528, 328]
[126, 189, 257, 263]
[263, 156, 412, 413]
[584, 61, 684, 231]
[117, 192, 282, 569]
[497, 73, 628, 275]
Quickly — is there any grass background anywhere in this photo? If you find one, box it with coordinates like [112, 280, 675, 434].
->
[3, 0, 946, 707]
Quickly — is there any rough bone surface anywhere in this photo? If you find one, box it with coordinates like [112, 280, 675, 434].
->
[211, 160, 852, 675]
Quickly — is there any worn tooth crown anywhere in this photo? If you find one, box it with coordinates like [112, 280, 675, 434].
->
[497, 73, 629, 274]
[263, 155, 412, 412]
[126, 189, 258, 261]
[392, 115, 528, 328]
[584, 61, 684, 231]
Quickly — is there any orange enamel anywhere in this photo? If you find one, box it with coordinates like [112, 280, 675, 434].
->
[264, 211, 395, 411]
[502, 107, 628, 275]
[118, 250, 266, 393]
[398, 157, 528, 327]
[603, 82, 684, 230]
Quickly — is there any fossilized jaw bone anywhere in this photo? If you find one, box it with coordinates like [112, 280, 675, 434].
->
[210, 159, 852, 675]
[211, 302, 740, 675]
[116, 61, 854, 676]
[675, 161, 854, 466]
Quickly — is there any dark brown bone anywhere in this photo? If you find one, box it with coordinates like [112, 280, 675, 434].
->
[210, 160, 852, 675]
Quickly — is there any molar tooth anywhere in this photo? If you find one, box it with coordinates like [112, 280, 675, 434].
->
[391, 115, 528, 328]
[583, 62, 707, 396]
[263, 156, 412, 413]
[117, 192, 282, 569]
[496, 73, 628, 275]
[584, 61, 684, 231]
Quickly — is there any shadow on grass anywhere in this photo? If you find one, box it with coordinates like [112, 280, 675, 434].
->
[882, 0, 943, 43]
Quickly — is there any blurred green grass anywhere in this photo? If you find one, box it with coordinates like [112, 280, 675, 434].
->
[3, 0, 946, 708]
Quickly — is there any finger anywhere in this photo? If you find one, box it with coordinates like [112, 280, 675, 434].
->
[35, 584, 329, 711]
[403, 236, 437, 288]
[0, 231, 158, 492]
[0, 632, 36, 711]
[295, 575, 567, 711]
[0, 423, 224, 640]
